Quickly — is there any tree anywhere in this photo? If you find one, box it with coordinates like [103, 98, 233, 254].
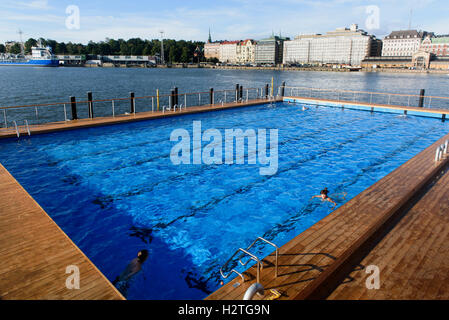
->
[2, 37, 206, 62]
[168, 45, 176, 63]
[9, 43, 22, 54]
[180, 47, 189, 63]
[120, 42, 130, 55]
[24, 38, 37, 53]
[0, 44, 5, 53]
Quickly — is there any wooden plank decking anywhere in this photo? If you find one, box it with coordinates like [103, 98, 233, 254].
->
[206, 132, 449, 300]
[0, 163, 124, 300]
[1, 95, 448, 300]
[327, 164, 449, 299]
[0, 99, 279, 140]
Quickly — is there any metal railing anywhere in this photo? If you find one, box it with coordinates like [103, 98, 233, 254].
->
[219, 236, 279, 284]
[435, 139, 448, 162]
[240, 237, 279, 278]
[283, 86, 449, 110]
[0, 87, 269, 131]
[220, 248, 263, 284]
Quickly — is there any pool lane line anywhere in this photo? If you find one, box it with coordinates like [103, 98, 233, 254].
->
[87, 116, 367, 209]
[140, 120, 395, 232]
[41, 102, 328, 170]
[81, 111, 365, 183]
[259, 123, 442, 243]
[41, 103, 279, 165]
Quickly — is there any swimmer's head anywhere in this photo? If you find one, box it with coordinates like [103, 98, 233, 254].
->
[320, 188, 329, 196]
[137, 249, 149, 263]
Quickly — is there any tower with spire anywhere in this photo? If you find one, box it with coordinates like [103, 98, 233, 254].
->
[208, 28, 212, 43]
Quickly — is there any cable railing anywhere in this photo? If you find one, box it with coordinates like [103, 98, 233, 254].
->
[0, 87, 272, 131]
[283, 86, 449, 110]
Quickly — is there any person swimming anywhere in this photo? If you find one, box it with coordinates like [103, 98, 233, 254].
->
[311, 187, 337, 209]
[112, 249, 149, 297]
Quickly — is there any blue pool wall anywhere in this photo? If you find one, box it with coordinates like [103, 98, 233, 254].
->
[283, 97, 445, 120]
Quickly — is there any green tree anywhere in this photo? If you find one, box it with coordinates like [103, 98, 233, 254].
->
[5, 37, 205, 62]
[180, 47, 189, 63]
[9, 43, 22, 54]
[0, 44, 6, 53]
[168, 45, 176, 63]
[24, 38, 37, 53]
[120, 41, 129, 55]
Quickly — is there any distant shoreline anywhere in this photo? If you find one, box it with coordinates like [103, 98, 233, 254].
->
[79, 63, 449, 74]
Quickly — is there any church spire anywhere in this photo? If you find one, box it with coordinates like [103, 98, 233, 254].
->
[208, 28, 212, 43]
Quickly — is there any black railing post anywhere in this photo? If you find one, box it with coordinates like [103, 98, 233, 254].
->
[210, 88, 214, 105]
[170, 89, 175, 109]
[281, 81, 286, 97]
[239, 85, 243, 100]
[265, 84, 269, 99]
[418, 89, 425, 108]
[87, 91, 94, 118]
[174, 87, 179, 106]
[70, 96, 77, 120]
[130, 92, 135, 113]
[235, 84, 239, 102]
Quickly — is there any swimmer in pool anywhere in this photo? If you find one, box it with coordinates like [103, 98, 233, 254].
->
[302, 106, 309, 111]
[112, 249, 149, 297]
[311, 187, 337, 209]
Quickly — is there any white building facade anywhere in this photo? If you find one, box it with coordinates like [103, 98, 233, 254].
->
[381, 30, 429, 57]
[283, 24, 376, 66]
[204, 42, 221, 60]
[236, 39, 256, 64]
[219, 41, 239, 63]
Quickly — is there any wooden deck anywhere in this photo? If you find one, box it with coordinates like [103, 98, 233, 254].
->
[1, 95, 448, 300]
[0, 163, 124, 300]
[206, 132, 449, 300]
[0, 99, 279, 140]
[328, 164, 449, 299]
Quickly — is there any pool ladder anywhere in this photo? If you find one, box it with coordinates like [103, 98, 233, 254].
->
[435, 139, 448, 162]
[12, 120, 31, 138]
[219, 237, 279, 284]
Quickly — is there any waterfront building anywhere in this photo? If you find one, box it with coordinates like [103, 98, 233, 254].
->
[5, 41, 19, 52]
[219, 41, 239, 63]
[56, 55, 86, 66]
[381, 30, 431, 57]
[204, 29, 221, 60]
[255, 35, 288, 65]
[283, 24, 378, 66]
[236, 39, 256, 64]
[420, 35, 449, 57]
[204, 42, 221, 60]
[101, 55, 158, 66]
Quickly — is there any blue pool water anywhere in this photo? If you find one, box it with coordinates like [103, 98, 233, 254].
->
[0, 102, 447, 299]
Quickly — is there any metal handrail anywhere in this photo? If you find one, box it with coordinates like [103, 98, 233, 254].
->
[220, 248, 263, 283]
[13, 121, 19, 137]
[24, 120, 30, 136]
[240, 237, 279, 278]
[0, 88, 262, 111]
[283, 85, 449, 101]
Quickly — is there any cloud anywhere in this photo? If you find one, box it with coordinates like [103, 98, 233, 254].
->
[0, 0, 52, 10]
[0, 0, 447, 44]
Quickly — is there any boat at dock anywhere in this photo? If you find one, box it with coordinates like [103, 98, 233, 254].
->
[0, 45, 59, 67]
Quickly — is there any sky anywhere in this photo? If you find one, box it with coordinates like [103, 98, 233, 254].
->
[0, 0, 448, 44]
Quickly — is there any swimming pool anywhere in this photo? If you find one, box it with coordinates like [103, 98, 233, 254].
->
[0, 102, 447, 299]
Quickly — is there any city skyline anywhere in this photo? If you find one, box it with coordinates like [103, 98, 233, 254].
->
[0, 0, 448, 44]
